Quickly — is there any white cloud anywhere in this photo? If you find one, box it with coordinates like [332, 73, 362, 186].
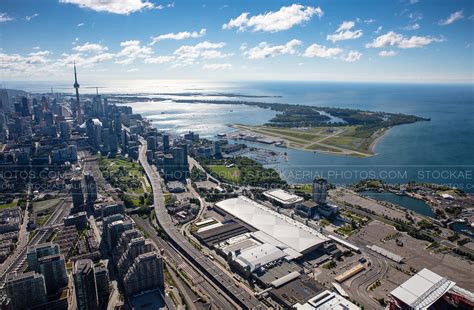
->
[126, 68, 139, 72]
[72, 42, 109, 53]
[327, 21, 363, 42]
[25, 13, 39, 21]
[342, 50, 362, 62]
[409, 0, 419, 4]
[408, 12, 423, 22]
[143, 56, 175, 64]
[303, 44, 361, 62]
[193, 41, 226, 49]
[336, 21, 355, 32]
[172, 41, 228, 66]
[223, 4, 323, 32]
[173, 42, 225, 61]
[402, 23, 420, 30]
[439, 10, 464, 26]
[378, 50, 398, 57]
[0, 12, 13, 23]
[33, 46, 41, 50]
[374, 26, 383, 34]
[150, 29, 206, 45]
[223, 13, 249, 31]
[366, 31, 444, 49]
[202, 63, 232, 70]
[200, 50, 232, 59]
[59, 0, 157, 15]
[327, 30, 363, 42]
[303, 44, 342, 59]
[0, 50, 53, 75]
[29, 50, 51, 57]
[0, 45, 115, 78]
[244, 39, 302, 59]
[116, 40, 153, 65]
[26, 52, 51, 64]
[57, 52, 115, 68]
[77, 22, 84, 27]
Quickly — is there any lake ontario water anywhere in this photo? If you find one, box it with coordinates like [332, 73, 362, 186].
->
[16, 80, 474, 193]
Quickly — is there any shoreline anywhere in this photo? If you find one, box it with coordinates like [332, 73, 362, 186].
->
[368, 127, 391, 155]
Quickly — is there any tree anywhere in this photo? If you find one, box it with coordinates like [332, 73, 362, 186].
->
[351, 219, 358, 229]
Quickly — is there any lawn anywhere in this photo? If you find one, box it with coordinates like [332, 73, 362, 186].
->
[36, 214, 51, 227]
[99, 157, 146, 194]
[208, 165, 241, 183]
[323, 125, 378, 153]
[305, 143, 343, 153]
[257, 127, 322, 141]
[163, 193, 172, 204]
[0, 200, 17, 209]
[253, 129, 316, 145]
[294, 184, 312, 194]
[202, 157, 284, 186]
[335, 224, 357, 236]
[100, 156, 152, 208]
[32, 198, 61, 213]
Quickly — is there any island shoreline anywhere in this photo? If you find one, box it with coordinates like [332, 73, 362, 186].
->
[227, 124, 391, 158]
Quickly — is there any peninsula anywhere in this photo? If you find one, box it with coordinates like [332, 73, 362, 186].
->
[163, 98, 429, 157]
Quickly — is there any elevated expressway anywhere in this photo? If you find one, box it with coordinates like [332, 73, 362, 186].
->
[138, 138, 263, 309]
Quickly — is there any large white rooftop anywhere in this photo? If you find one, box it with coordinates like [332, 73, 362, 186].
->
[263, 189, 304, 205]
[295, 290, 359, 310]
[391, 268, 456, 309]
[234, 243, 287, 271]
[215, 196, 328, 254]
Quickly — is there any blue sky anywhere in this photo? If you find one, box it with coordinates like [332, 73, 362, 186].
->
[0, 0, 472, 83]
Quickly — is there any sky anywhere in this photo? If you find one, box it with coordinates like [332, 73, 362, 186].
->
[0, 0, 473, 84]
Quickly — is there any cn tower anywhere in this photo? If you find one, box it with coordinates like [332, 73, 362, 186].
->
[73, 61, 83, 124]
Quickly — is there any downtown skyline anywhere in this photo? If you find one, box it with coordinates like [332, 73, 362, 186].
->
[0, 0, 473, 84]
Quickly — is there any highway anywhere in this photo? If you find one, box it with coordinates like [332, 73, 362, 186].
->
[138, 138, 264, 309]
[132, 215, 233, 309]
[80, 150, 218, 308]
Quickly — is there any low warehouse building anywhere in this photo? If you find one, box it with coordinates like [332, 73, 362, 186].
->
[263, 189, 304, 207]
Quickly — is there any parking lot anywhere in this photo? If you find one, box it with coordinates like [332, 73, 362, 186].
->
[350, 221, 474, 291]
